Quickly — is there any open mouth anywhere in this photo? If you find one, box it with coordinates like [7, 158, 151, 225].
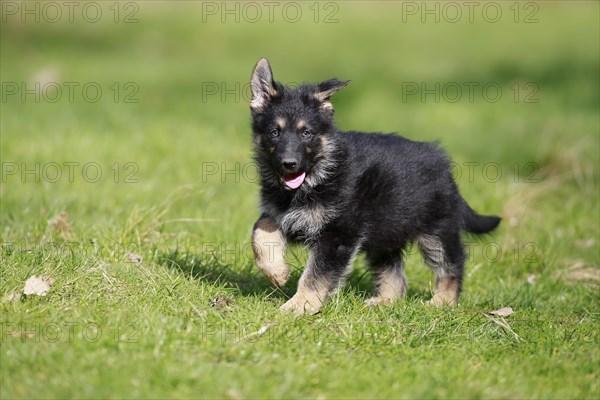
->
[282, 171, 306, 189]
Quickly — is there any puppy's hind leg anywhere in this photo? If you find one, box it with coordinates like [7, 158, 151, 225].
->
[252, 215, 289, 287]
[364, 253, 407, 307]
[417, 232, 465, 306]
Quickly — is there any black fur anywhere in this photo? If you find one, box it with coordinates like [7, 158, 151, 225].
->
[249, 58, 501, 312]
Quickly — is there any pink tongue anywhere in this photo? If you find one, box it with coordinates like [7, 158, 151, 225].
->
[283, 172, 306, 189]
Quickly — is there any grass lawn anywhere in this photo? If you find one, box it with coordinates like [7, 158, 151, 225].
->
[1, 1, 599, 398]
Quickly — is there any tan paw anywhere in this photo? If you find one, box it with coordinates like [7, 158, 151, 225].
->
[280, 294, 322, 315]
[364, 296, 394, 307]
[427, 292, 458, 307]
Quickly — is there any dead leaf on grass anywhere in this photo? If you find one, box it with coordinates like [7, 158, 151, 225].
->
[51, 211, 72, 238]
[3, 291, 22, 302]
[566, 262, 600, 283]
[210, 296, 233, 310]
[224, 389, 243, 400]
[555, 261, 600, 284]
[10, 328, 36, 340]
[574, 238, 595, 249]
[489, 307, 514, 317]
[23, 275, 55, 296]
[30, 65, 60, 89]
[127, 252, 142, 263]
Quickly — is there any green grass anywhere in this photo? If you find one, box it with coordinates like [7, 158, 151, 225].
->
[1, 2, 599, 398]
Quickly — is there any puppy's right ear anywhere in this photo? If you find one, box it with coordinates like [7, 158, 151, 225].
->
[314, 79, 350, 114]
[250, 58, 277, 111]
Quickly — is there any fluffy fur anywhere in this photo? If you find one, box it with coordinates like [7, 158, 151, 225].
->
[249, 58, 501, 315]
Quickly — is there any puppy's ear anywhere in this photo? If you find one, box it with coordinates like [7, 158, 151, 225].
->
[315, 79, 350, 113]
[250, 58, 277, 111]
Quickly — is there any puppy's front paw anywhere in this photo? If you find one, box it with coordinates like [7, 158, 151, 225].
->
[280, 294, 322, 315]
[257, 259, 290, 287]
[252, 217, 289, 287]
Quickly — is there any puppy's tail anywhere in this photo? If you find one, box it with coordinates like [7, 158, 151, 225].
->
[461, 202, 501, 234]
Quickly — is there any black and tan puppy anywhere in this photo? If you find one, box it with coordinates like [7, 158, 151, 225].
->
[249, 58, 500, 315]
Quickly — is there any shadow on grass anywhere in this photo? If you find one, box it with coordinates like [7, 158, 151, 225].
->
[157, 249, 290, 297]
[158, 249, 433, 303]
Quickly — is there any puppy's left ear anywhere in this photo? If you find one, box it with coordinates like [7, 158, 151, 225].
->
[315, 79, 350, 113]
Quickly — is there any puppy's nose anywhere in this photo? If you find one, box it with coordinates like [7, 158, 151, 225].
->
[282, 159, 298, 171]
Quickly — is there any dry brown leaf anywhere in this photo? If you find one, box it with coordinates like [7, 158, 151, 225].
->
[489, 307, 514, 317]
[127, 252, 142, 263]
[574, 239, 595, 249]
[30, 65, 60, 89]
[224, 389, 243, 400]
[567, 264, 600, 283]
[51, 211, 72, 238]
[555, 261, 600, 284]
[23, 275, 55, 296]
[3, 292, 22, 302]
[210, 296, 233, 310]
[10, 328, 36, 340]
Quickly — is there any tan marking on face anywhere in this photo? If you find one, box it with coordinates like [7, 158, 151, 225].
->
[296, 120, 306, 130]
[252, 217, 289, 287]
[275, 117, 286, 130]
[320, 135, 331, 149]
[306, 147, 312, 154]
[269, 146, 275, 154]
[428, 276, 459, 306]
[280, 274, 329, 315]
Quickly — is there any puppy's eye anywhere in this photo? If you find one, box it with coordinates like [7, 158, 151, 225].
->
[301, 129, 313, 139]
[269, 128, 280, 138]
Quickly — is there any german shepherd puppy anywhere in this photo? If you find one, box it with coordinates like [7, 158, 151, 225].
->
[250, 58, 501, 315]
